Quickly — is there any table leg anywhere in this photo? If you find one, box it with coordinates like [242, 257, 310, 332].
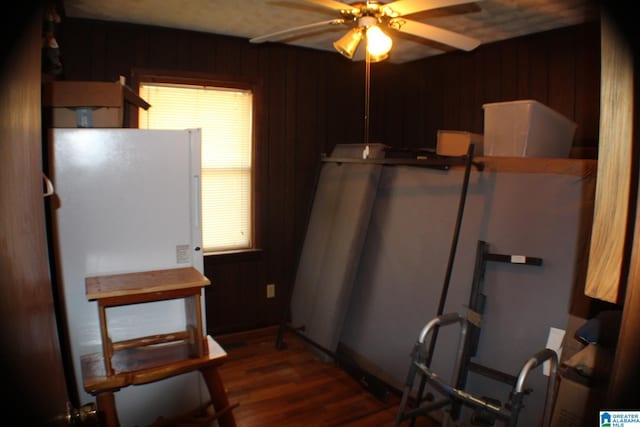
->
[95, 391, 120, 427]
[199, 365, 236, 427]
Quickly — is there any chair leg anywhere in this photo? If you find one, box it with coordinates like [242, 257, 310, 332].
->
[199, 365, 237, 427]
[95, 391, 120, 427]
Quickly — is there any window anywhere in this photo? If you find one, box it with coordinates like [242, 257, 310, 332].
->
[138, 78, 254, 253]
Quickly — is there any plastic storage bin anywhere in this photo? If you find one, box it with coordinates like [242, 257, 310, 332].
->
[482, 100, 577, 158]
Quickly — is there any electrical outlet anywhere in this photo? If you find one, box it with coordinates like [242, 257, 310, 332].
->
[266, 283, 276, 299]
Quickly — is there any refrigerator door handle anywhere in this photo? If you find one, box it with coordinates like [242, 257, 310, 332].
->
[193, 174, 201, 228]
[43, 172, 54, 197]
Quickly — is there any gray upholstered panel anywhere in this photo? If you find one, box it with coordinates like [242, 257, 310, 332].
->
[290, 143, 386, 353]
[340, 166, 586, 427]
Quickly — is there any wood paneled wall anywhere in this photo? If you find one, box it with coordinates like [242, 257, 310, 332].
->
[367, 22, 601, 152]
[55, 17, 600, 335]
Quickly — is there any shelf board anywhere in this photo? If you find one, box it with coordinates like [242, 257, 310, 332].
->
[473, 156, 596, 177]
[81, 336, 226, 394]
[86, 266, 210, 301]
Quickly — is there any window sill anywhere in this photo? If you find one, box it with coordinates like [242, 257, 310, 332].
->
[204, 248, 263, 264]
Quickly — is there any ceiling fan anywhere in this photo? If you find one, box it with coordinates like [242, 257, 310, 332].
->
[250, 0, 482, 62]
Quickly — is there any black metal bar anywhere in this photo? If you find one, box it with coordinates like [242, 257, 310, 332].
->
[485, 253, 543, 266]
[413, 363, 514, 421]
[426, 143, 475, 359]
[457, 242, 544, 387]
[468, 361, 519, 387]
[447, 241, 489, 420]
[452, 241, 543, 420]
[277, 323, 395, 401]
[276, 323, 336, 361]
[321, 154, 485, 171]
[467, 241, 490, 359]
[411, 144, 476, 427]
[399, 398, 452, 422]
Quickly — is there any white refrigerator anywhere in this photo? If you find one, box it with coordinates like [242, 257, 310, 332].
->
[48, 128, 209, 427]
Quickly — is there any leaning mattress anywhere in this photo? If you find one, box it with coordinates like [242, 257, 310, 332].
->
[290, 143, 385, 353]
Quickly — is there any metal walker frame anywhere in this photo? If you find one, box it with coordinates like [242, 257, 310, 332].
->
[395, 313, 558, 426]
[396, 241, 559, 426]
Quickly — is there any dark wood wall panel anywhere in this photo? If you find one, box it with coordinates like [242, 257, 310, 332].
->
[55, 17, 600, 335]
[574, 23, 602, 148]
[526, 35, 550, 104]
[367, 63, 389, 143]
[500, 42, 519, 101]
[205, 253, 265, 333]
[325, 58, 365, 145]
[275, 46, 296, 305]
[441, 54, 462, 131]
[388, 21, 601, 151]
[455, 52, 478, 133]
[481, 44, 503, 104]
[548, 31, 577, 120]
[515, 38, 531, 100]
[293, 51, 326, 258]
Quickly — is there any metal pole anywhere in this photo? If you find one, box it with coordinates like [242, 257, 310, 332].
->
[364, 50, 371, 145]
[411, 144, 475, 426]
[429, 143, 475, 357]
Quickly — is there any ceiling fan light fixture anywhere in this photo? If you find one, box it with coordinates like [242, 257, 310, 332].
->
[333, 27, 363, 59]
[367, 51, 389, 63]
[365, 25, 392, 57]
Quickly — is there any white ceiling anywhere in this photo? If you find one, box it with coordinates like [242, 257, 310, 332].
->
[63, 0, 598, 64]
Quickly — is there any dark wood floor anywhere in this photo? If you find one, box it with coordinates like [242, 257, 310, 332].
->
[214, 327, 440, 427]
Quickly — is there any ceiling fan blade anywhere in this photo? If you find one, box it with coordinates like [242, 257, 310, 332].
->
[302, 0, 359, 13]
[389, 18, 480, 51]
[250, 18, 344, 43]
[382, 0, 483, 17]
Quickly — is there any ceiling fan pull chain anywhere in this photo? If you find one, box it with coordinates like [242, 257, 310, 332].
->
[364, 53, 371, 146]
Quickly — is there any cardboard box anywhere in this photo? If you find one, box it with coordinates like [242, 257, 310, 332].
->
[436, 130, 484, 156]
[49, 106, 123, 128]
[43, 81, 150, 128]
[550, 375, 603, 427]
[482, 100, 576, 158]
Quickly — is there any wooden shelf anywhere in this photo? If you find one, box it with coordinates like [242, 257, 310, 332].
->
[81, 268, 237, 427]
[81, 336, 236, 427]
[86, 266, 210, 301]
[85, 266, 210, 377]
[81, 336, 226, 394]
[473, 156, 597, 177]
[323, 152, 597, 178]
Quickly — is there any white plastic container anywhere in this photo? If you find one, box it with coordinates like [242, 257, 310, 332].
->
[482, 100, 577, 158]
